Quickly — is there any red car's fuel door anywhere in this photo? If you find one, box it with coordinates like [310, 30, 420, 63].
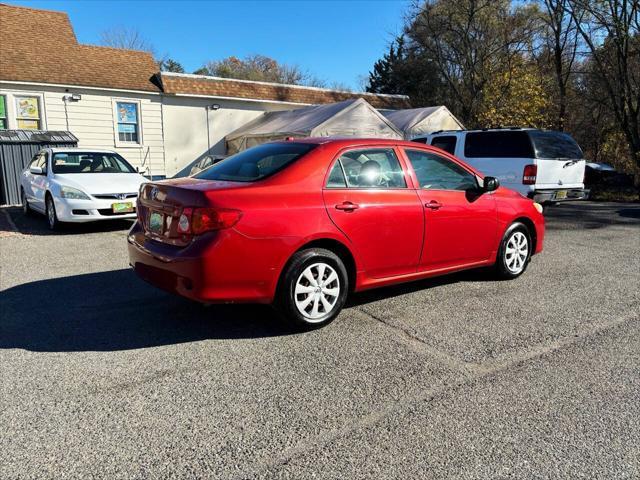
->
[401, 148, 498, 270]
[322, 147, 424, 279]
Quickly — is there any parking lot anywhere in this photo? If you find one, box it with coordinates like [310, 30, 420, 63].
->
[1, 201, 639, 479]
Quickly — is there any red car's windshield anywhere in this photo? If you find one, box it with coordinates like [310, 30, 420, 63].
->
[195, 142, 317, 182]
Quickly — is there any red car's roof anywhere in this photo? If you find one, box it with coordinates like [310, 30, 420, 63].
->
[274, 137, 421, 148]
[273, 136, 485, 178]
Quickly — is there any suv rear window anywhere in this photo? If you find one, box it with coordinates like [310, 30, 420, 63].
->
[195, 142, 316, 182]
[464, 131, 534, 158]
[528, 130, 583, 159]
[430, 135, 457, 155]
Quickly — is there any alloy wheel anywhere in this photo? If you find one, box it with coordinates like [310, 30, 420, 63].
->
[294, 262, 341, 321]
[505, 231, 529, 274]
[21, 190, 28, 215]
[47, 197, 56, 229]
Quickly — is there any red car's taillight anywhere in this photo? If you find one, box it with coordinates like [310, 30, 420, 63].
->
[136, 198, 144, 223]
[523, 164, 537, 185]
[177, 207, 242, 235]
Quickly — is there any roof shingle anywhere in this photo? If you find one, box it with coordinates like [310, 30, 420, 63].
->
[160, 73, 410, 109]
[0, 3, 160, 92]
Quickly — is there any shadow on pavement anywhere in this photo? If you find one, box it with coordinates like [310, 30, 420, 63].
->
[3, 207, 134, 236]
[1, 266, 495, 352]
[544, 201, 640, 230]
[0, 269, 296, 352]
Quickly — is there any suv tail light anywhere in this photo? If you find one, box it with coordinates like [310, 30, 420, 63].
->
[523, 164, 537, 185]
[177, 207, 242, 235]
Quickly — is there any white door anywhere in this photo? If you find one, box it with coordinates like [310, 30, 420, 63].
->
[535, 158, 585, 189]
[529, 130, 585, 189]
[31, 152, 49, 211]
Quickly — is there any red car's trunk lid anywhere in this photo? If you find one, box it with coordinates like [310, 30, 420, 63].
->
[137, 178, 243, 246]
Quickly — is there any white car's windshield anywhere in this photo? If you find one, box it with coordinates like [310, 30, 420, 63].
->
[52, 152, 136, 174]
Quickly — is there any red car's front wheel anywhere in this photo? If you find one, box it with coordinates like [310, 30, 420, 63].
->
[276, 248, 349, 329]
[495, 222, 532, 279]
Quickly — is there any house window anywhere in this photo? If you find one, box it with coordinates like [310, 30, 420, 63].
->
[116, 101, 140, 143]
[15, 96, 41, 130]
[0, 96, 6, 129]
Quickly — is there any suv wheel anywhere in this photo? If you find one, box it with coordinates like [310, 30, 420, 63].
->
[495, 222, 531, 279]
[276, 248, 348, 329]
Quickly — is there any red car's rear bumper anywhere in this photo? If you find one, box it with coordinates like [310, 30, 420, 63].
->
[127, 221, 284, 304]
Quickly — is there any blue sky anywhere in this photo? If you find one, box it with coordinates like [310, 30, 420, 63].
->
[12, 0, 411, 90]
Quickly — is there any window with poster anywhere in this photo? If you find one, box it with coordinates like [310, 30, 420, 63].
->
[115, 101, 140, 143]
[15, 96, 41, 130]
[0, 96, 7, 129]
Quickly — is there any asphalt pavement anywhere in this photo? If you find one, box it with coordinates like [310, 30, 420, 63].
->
[1, 201, 639, 479]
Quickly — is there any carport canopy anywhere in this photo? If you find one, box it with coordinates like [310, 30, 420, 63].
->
[225, 98, 403, 154]
[382, 106, 464, 140]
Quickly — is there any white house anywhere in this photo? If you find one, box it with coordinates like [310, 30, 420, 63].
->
[0, 4, 410, 179]
[0, 4, 166, 175]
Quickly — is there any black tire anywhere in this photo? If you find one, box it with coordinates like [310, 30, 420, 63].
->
[21, 188, 33, 216]
[45, 194, 60, 231]
[495, 222, 532, 280]
[275, 248, 349, 329]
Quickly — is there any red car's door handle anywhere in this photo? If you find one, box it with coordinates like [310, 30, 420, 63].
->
[335, 202, 359, 211]
[425, 200, 443, 210]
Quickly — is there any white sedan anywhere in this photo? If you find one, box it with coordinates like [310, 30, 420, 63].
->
[20, 148, 148, 230]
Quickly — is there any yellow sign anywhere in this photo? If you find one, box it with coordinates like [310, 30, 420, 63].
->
[17, 119, 39, 130]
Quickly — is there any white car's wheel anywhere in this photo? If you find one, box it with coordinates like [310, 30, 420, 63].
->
[21, 189, 33, 216]
[45, 195, 60, 230]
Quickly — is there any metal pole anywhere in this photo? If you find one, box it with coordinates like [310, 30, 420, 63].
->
[206, 107, 211, 154]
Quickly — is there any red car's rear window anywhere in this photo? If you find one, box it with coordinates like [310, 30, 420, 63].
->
[194, 142, 317, 182]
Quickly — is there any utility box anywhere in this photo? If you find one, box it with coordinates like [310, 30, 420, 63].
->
[0, 130, 78, 206]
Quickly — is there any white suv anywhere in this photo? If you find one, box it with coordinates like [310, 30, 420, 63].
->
[416, 129, 588, 203]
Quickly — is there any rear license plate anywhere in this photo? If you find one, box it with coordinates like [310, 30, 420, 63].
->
[149, 211, 163, 234]
[112, 202, 134, 213]
[555, 190, 568, 200]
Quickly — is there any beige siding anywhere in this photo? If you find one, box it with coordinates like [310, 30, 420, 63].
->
[0, 82, 166, 176]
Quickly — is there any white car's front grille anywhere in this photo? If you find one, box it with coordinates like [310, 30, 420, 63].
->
[93, 193, 138, 200]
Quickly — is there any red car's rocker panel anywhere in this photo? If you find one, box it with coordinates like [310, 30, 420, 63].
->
[128, 138, 545, 327]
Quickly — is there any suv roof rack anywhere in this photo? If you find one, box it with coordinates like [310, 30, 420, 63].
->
[429, 129, 461, 135]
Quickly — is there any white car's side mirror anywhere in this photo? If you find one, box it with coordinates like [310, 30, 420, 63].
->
[29, 166, 43, 175]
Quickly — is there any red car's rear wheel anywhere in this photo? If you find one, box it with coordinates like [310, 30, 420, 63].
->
[276, 248, 348, 329]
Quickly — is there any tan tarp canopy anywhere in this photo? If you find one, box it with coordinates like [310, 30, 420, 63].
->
[225, 98, 403, 154]
[382, 106, 464, 140]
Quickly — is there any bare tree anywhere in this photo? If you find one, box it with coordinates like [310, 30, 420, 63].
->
[99, 26, 155, 55]
[406, 0, 541, 125]
[201, 54, 326, 87]
[567, 0, 640, 166]
[539, 0, 580, 130]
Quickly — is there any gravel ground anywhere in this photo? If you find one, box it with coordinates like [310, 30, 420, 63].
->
[1, 201, 639, 479]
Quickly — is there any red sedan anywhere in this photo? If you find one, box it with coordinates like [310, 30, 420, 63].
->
[128, 138, 544, 328]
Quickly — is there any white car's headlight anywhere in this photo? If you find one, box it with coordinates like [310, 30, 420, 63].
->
[60, 186, 90, 200]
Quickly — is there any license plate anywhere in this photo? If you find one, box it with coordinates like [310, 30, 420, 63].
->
[112, 202, 134, 213]
[149, 211, 163, 234]
[555, 190, 568, 200]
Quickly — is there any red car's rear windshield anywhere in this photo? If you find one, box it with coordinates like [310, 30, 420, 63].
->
[194, 142, 317, 182]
